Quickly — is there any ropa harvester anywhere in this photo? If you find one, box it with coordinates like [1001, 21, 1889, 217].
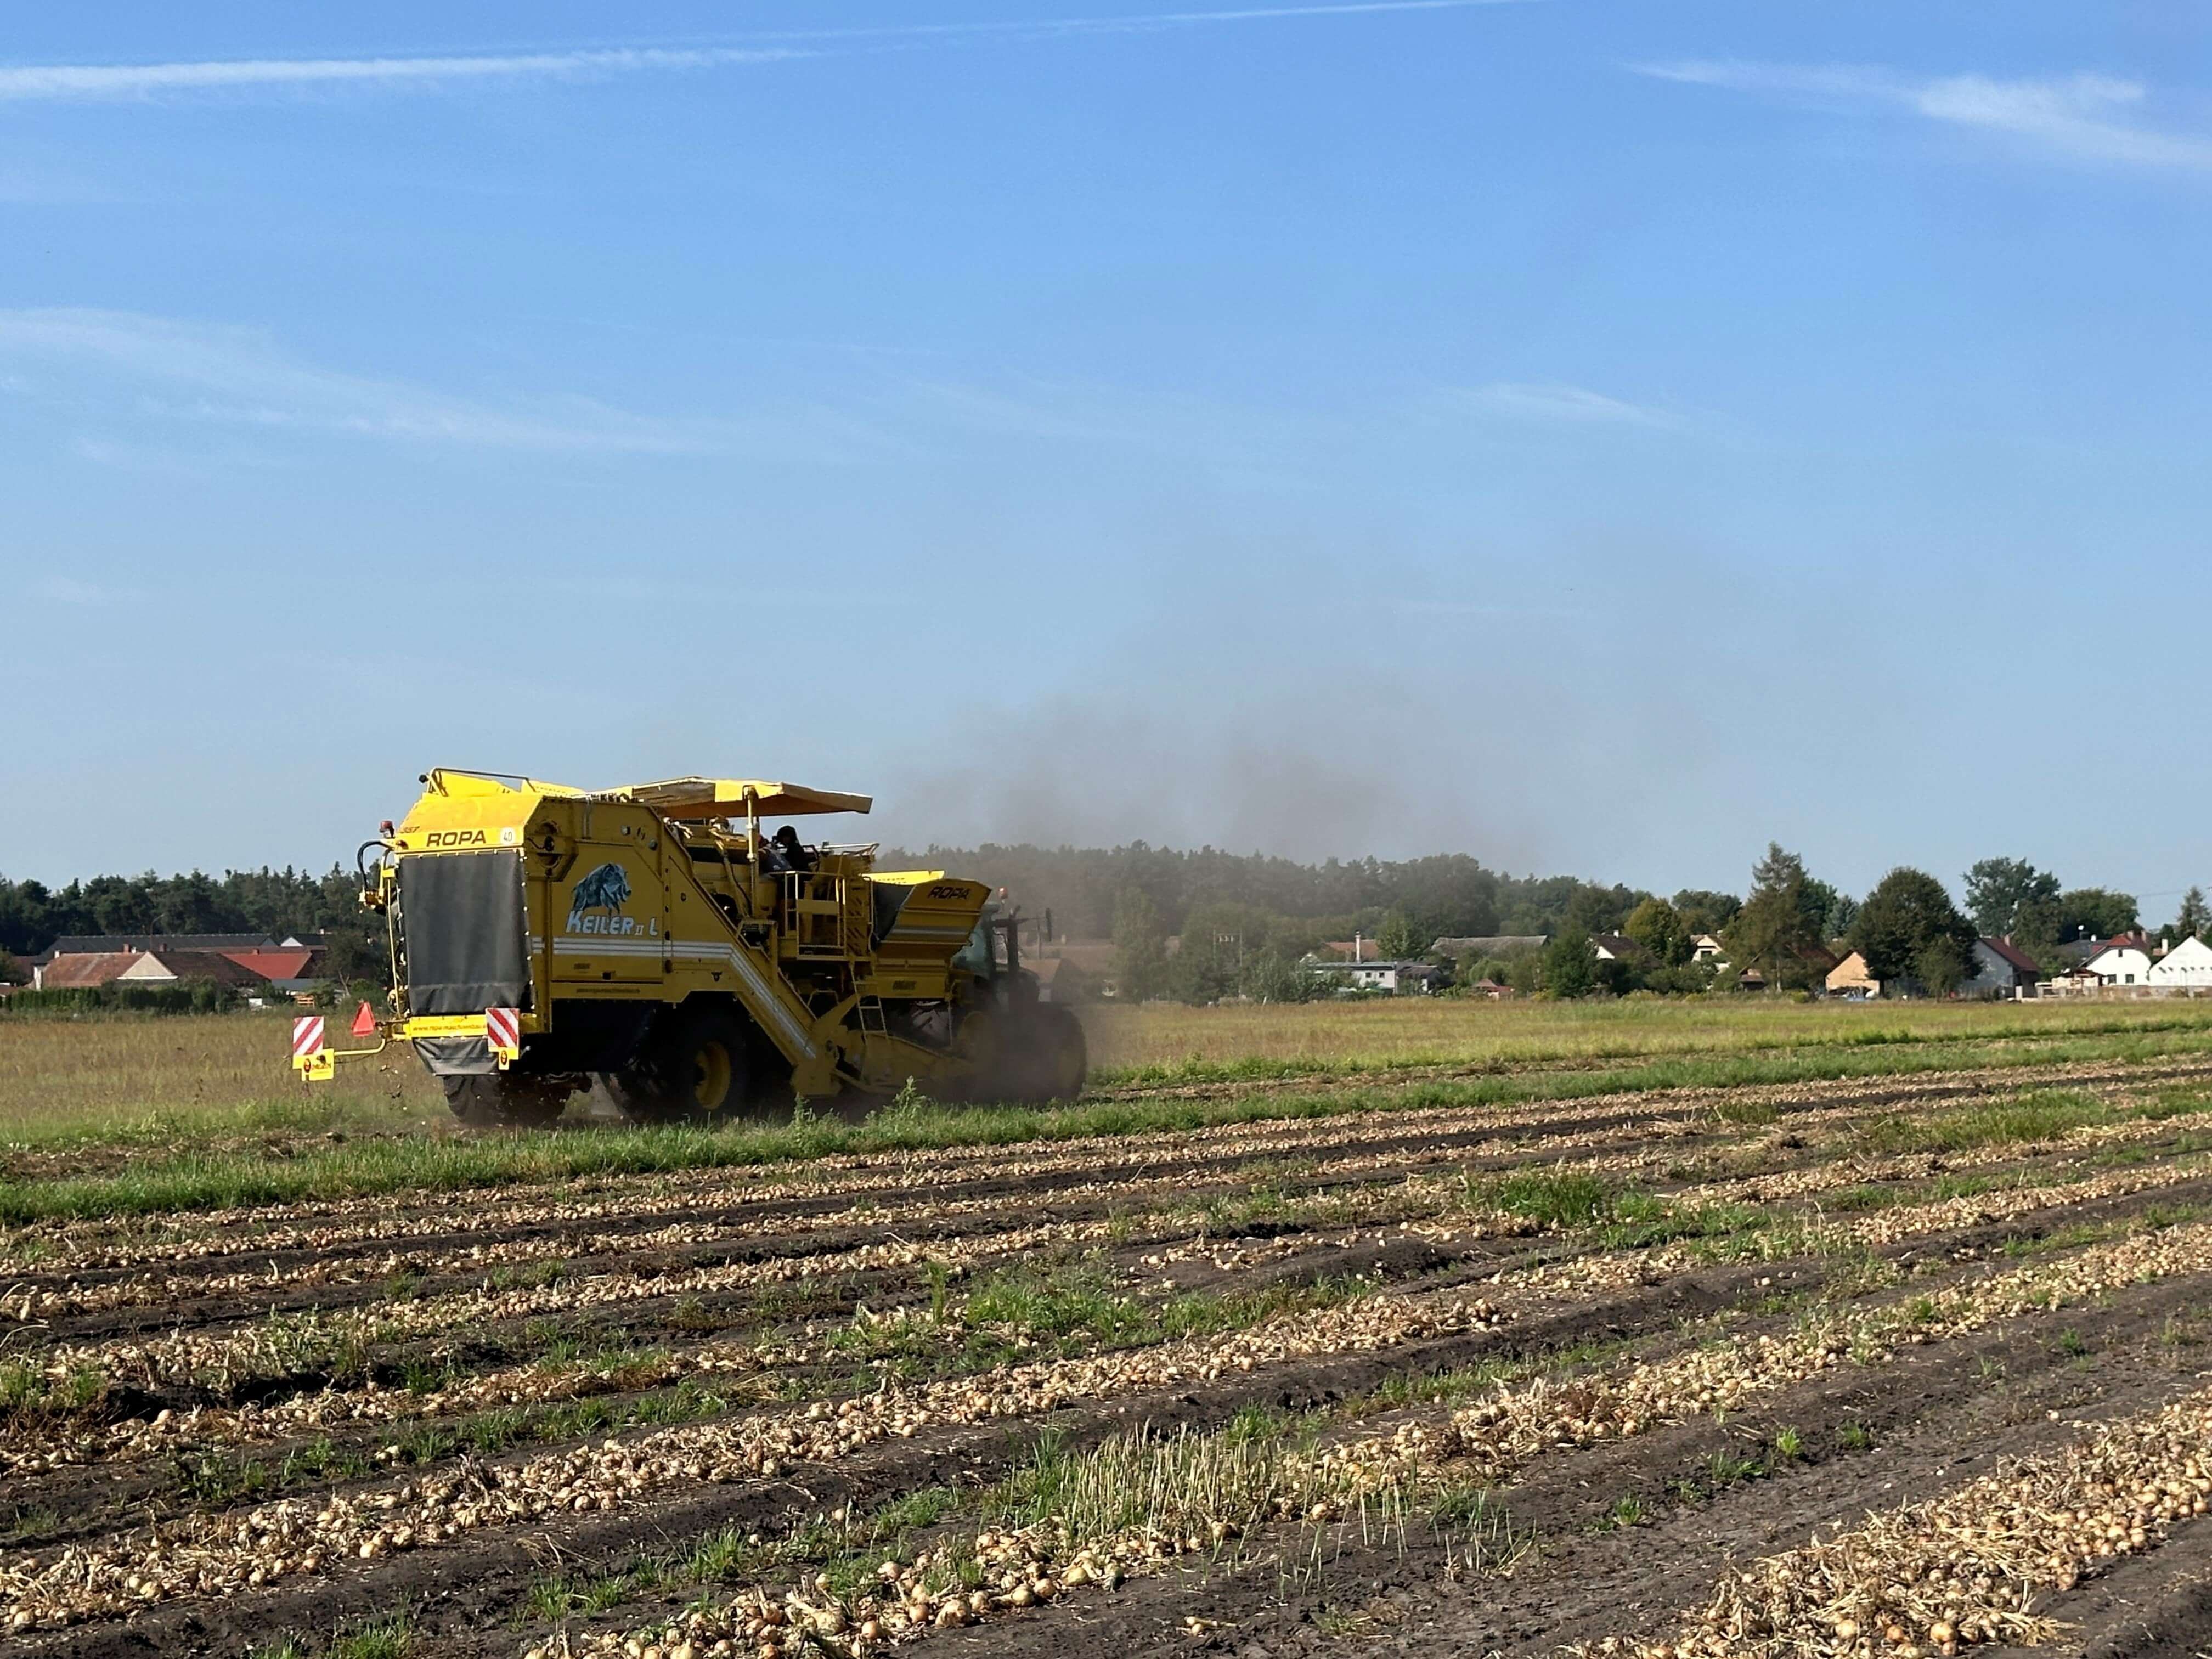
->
[301, 770, 1085, 1127]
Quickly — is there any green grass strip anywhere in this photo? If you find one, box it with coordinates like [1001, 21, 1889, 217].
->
[3, 1030, 2211, 1226]
[1086, 1010, 2212, 1088]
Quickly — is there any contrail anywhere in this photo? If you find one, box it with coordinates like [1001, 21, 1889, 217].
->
[0, 2, 1521, 103]
[0, 47, 808, 101]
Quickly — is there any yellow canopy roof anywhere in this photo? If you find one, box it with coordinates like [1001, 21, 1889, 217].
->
[610, 777, 874, 819]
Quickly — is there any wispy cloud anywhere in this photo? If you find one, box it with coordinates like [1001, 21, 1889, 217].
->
[0, 308, 758, 454]
[1454, 381, 1681, 428]
[0, 3, 1521, 104]
[1638, 60, 2212, 171]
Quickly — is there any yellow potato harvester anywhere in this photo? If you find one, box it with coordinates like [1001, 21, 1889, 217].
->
[304, 769, 1085, 1127]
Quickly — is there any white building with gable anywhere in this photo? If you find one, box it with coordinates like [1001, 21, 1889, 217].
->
[2082, 937, 2155, 986]
[2149, 936, 2212, 986]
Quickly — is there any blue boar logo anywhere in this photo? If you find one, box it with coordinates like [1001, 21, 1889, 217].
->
[566, 861, 633, 931]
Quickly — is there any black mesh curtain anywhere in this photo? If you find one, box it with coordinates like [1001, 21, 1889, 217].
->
[399, 851, 530, 1013]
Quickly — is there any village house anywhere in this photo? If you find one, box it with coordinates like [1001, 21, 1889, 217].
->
[1304, 959, 1444, 995]
[2148, 935, 2212, 988]
[1689, 934, 1726, 962]
[31, 951, 145, 992]
[1962, 936, 2042, 998]
[2081, 934, 2156, 987]
[1826, 951, 1881, 999]
[1030, 939, 1116, 997]
[1022, 957, 1093, 1004]
[1828, 937, 2039, 1001]
[1590, 934, 1653, 966]
[116, 950, 270, 990]
[30, 935, 328, 996]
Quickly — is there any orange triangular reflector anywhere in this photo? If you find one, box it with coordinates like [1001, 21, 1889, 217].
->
[351, 1000, 377, 1037]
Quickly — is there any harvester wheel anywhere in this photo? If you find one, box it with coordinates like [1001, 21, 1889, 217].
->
[442, 1074, 569, 1130]
[606, 1005, 757, 1124]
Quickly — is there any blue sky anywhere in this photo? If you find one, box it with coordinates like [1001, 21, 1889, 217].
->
[4, 3, 2210, 910]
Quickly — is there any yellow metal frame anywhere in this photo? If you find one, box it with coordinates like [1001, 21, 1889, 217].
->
[401, 1014, 495, 1039]
[293, 1035, 387, 1083]
[311, 769, 998, 1100]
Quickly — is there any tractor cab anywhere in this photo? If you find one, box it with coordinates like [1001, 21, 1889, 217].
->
[953, 898, 1049, 1006]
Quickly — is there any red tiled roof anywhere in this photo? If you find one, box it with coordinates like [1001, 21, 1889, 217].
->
[136, 950, 269, 987]
[1980, 936, 2040, 975]
[220, 949, 319, 980]
[37, 952, 142, 989]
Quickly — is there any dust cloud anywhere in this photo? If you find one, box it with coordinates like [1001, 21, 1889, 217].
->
[874, 693, 1550, 869]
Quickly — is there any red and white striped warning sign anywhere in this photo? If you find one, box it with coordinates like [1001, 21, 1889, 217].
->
[485, 1007, 521, 1055]
[291, 1015, 326, 1059]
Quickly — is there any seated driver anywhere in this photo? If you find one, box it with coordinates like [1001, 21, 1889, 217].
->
[770, 823, 817, 874]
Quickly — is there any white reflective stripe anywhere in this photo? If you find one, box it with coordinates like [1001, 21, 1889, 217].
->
[548, 933, 815, 1057]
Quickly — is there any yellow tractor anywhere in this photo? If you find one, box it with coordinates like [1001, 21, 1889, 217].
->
[302, 770, 1086, 1127]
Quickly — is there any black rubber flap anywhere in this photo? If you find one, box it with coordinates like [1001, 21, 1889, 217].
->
[401, 850, 530, 1014]
[415, 1035, 495, 1077]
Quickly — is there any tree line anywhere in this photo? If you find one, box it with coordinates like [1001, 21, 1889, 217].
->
[0, 842, 2186, 1005]
[1447, 850, 2165, 1003]
[0, 867, 382, 983]
[930, 842, 2174, 1004]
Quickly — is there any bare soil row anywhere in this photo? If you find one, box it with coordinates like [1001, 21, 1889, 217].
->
[0, 1052, 2207, 1658]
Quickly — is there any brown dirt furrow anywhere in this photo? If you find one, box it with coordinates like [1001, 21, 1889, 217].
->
[788, 1263, 2212, 1659]
[16, 1141, 2211, 1544]
[532, 1214, 2212, 1659]
[23, 1068, 2212, 1348]
[2053, 1522, 2212, 1659]
[12, 1045, 2212, 1659]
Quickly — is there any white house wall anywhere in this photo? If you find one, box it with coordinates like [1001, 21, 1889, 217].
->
[2084, 947, 2154, 985]
[2149, 938, 2212, 986]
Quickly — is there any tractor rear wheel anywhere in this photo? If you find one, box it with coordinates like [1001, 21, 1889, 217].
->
[603, 1005, 757, 1124]
[1028, 1003, 1088, 1102]
[951, 1001, 1087, 1103]
[443, 1074, 571, 1130]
